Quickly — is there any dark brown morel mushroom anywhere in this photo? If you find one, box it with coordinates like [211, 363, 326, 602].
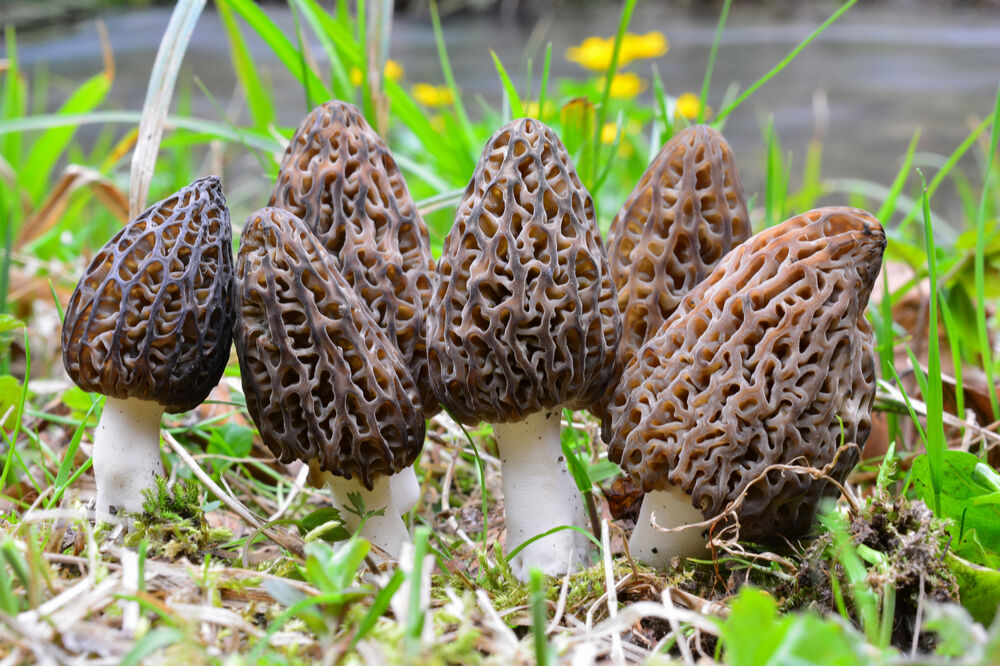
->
[607, 207, 885, 568]
[427, 118, 621, 579]
[234, 207, 425, 558]
[61, 176, 234, 524]
[269, 101, 437, 418]
[595, 125, 749, 438]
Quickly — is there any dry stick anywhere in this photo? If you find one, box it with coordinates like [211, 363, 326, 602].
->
[661, 588, 695, 666]
[600, 519, 624, 665]
[162, 432, 304, 558]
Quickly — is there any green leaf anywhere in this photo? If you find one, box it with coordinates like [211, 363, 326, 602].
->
[206, 422, 254, 459]
[119, 627, 184, 665]
[0, 314, 24, 335]
[947, 551, 1000, 625]
[719, 588, 868, 665]
[910, 451, 1000, 557]
[0, 375, 22, 430]
[216, 0, 276, 130]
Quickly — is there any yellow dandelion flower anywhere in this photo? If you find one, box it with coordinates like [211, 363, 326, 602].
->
[349, 60, 405, 87]
[412, 83, 454, 107]
[601, 122, 620, 144]
[566, 36, 615, 71]
[675, 92, 711, 120]
[621, 32, 668, 61]
[602, 72, 647, 99]
[384, 59, 403, 82]
[567, 31, 668, 71]
[523, 100, 551, 119]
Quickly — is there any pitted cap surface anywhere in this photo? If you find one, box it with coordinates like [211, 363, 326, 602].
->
[608, 207, 885, 542]
[61, 176, 234, 413]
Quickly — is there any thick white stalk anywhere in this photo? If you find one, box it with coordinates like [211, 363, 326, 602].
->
[92, 396, 165, 525]
[390, 466, 420, 515]
[494, 410, 591, 581]
[324, 472, 410, 560]
[628, 484, 708, 570]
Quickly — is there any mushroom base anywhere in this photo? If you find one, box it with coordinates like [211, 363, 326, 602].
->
[92, 396, 166, 526]
[628, 485, 708, 569]
[391, 466, 420, 515]
[323, 471, 410, 561]
[494, 410, 591, 581]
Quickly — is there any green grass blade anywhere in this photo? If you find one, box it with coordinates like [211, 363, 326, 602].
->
[292, 0, 354, 102]
[919, 171, 946, 517]
[715, 0, 859, 123]
[2, 26, 26, 166]
[218, 0, 331, 107]
[22, 72, 111, 203]
[404, 525, 431, 659]
[429, 0, 476, 160]
[974, 82, 1000, 419]
[217, 0, 276, 130]
[698, 0, 732, 124]
[537, 43, 552, 122]
[939, 293, 965, 430]
[591, 0, 639, 185]
[350, 569, 404, 649]
[530, 568, 550, 665]
[490, 50, 524, 120]
[877, 130, 921, 222]
[0, 111, 281, 152]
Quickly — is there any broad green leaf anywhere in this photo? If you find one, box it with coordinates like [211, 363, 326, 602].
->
[0, 375, 22, 429]
[0, 315, 24, 335]
[947, 551, 1000, 625]
[911, 451, 1000, 557]
[719, 588, 868, 665]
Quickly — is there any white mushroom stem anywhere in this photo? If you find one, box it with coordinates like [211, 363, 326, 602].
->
[493, 410, 592, 581]
[390, 465, 420, 515]
[91, 396, 165, 525]
[323, 472, 410, 561]
[628, 484, 709, 570]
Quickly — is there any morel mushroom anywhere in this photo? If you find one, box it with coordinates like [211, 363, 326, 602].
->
[62, 176, 234, 524]
[607, 207, 885, 568]
[234, 207, 425, 558]
[269, 101, 437, 419]
[428, 118, 621, 580]
[596, 125, 750, 438]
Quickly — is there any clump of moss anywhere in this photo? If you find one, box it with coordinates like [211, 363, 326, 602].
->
[791, 495, 958, 652]
[125, 478, 232, 560]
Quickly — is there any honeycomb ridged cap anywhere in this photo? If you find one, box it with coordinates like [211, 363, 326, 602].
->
[269, 101, 438, 417]
[608, 206, 886, 542]
[61, 176, 234, 413]
[234, 207, 425, 489]
[427, 118, 621, 425]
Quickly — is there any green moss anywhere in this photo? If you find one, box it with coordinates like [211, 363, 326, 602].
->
[124, 478, 232, 561]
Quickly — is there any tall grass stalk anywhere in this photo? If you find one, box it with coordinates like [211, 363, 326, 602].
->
[918, 170, 946, 516]
[974, 83, 1000, 419]
[714, 0, 859, 123]
[698, 0, 732, 124]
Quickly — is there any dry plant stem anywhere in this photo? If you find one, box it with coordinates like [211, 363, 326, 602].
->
[92, 396, 164, 525]
[391, 466, 420, 514]
[628, 485, 708, 569]
[493, 410, 591, 581]
[323, 472, 410, 560]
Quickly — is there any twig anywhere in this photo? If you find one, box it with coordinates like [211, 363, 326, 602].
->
[600, 519, 624, 664]
[163, 432, 304, 557]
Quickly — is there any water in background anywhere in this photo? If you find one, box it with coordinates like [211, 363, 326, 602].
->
[13, 2, 1000, 233]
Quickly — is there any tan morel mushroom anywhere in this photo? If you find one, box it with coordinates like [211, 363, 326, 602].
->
[234, 207, 425, 559]
[597, 124, 750, 438]
[428, 118, 621, 580]
[607, 207, 885, 568]
[62, 176, 234, 524]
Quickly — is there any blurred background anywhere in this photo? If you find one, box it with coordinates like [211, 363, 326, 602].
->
[6, 0, 1000, 235]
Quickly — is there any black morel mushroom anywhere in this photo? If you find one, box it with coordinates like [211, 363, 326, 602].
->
[61, 176, 234, 524]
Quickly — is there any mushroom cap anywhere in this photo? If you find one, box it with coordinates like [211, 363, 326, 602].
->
[269, 101, 438, 416]
[233, 207, 424, 489]
[608, 124, 750, 363]
[428, 118, 621, 425]
[61, 176, 234, 414]
[608, 207, 885, 542]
